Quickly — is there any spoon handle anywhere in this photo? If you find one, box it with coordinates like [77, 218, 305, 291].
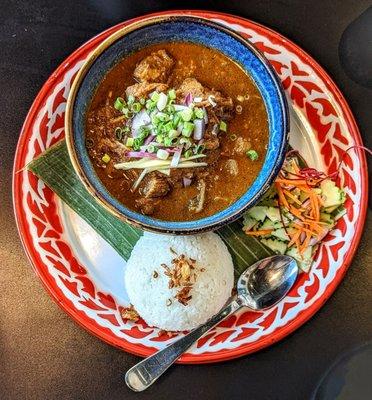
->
[125, 298, 242, 391]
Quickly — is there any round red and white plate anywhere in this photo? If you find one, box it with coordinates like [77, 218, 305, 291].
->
[13, 11, 368, 363]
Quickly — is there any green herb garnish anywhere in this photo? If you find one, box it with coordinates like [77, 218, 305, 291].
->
[114, 97, 126, 111]
[246, 149, 259, 161]
[102, 154, 111, 163]
[219, 120, 227, 132]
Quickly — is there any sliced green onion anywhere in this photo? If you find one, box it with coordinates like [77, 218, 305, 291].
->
[219, 120, 227, 132]
[156, 134, 164, 144]
[156, 112, 169, 122]
[127, 95, 135, 105]
[229, 134, 237, 141]
[114, 97, 126, 111]
[172, 114, 181, 128]
[150, 91, 160, 102]
[139, 97, 146, 105]
[166, 104, 175, 113]
[133, 137, 144, 150]
[180, 108, 193, 122]
[246, 149, 259, 161]
[168, 89, 176, 100]
[122, 107, 131, 117]
[194, 144, 205, 154]
[169, 129, 180, 139]
[157, 149, 169, 160]
[194, 107, 204, 119]
[126, 137, 134, 147]
[147, 144, 157, 153]
[102, 154, 111, 163]
[139, 125, 151, 138]
[131, 102, 141, 113]
[164, 137, 173, 147]
[182, 121, 194, 137]
[123, 126, 130, 133]
[146, 99, 155, 110]
[184, 149, 193, 158]
[163, 121, 173, 133]
[179, 137, 192, 149]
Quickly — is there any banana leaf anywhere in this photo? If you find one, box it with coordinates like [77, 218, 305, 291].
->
[27, 140, 273, 277]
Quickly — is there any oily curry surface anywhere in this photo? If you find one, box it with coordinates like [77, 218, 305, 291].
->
[86, 42, 269, 221]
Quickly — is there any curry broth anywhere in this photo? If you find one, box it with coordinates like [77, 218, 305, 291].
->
[86, 42, 269, 221]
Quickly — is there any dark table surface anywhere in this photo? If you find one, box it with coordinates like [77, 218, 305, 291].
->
[1, 1, 371, 399]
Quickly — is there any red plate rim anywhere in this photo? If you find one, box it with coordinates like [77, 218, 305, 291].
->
[12, 10, 368, 364]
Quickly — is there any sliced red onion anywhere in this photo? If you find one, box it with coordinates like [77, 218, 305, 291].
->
[299, 232, 306, 244]
[301, 199, 311, 208]
[167, 147, 179, 153]
[185, 93, 193, 106]
[283, 185, 296, 191]
[131, 109, 151, 137]
[183, 177, 192, 187]
[144, 134, 156, 145]
[126, 151, 156, 158]
[193, 119, 205, 141]
[170, 146, 183, 167]
[308, 227, 329, 246]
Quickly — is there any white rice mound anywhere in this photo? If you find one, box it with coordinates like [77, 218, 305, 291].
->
[124, 232, 234, 331]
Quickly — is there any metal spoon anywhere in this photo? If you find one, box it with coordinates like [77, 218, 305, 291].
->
[125, 255, 298, 392]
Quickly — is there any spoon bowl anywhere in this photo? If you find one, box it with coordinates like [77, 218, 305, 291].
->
[237, 255, 298, 310]
[125, 255, 298, 392]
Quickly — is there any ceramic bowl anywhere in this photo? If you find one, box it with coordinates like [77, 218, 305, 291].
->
[65, 15, 289, 234]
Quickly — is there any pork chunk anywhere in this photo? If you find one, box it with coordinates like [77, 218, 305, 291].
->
[142, 175, 170, 198]
[136, 198, 157, 215]
[176, 78, 205, 99]
[134, 50, 174, 83]
[203, 136, 220, 150]
[233, 137, 251, 155]
[225, 159, 239, 176]
[98, 138, 127, 158]
[125, 82, 168, 99]
[176, 78, 234, 120]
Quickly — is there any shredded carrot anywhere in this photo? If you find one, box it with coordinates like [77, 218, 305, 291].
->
[304, 220, 324, 234]
[244, 157, 335, 257]
[300, 232, 312, 255]
[276, 183, 290, 209]
[283, 189, 302, 205]
[276, 178, 309, 186]
[289, 206, 305, 221]
[297, 185, 313, 194]
[295, 238, 302, 254]
[244, 229, 273, 236]
[308, 192, 320, 221]
[288, 229, 302, 247]
[293, 223, 317, 237]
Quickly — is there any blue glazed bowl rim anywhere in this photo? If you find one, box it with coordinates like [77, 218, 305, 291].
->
[65, 15, 289, 234]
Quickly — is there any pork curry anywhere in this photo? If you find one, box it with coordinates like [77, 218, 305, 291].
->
[86, 42, 269, 221]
